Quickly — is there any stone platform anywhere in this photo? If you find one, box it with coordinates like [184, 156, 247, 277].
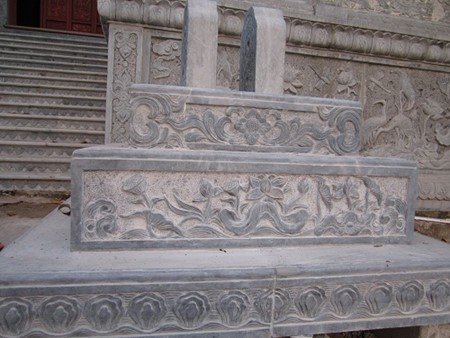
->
[0, 204, 449, 337]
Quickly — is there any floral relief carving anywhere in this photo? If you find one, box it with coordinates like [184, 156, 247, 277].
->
[111, 30, 138, 143]
[286, 18, 450, 64]
[254, 289, 291, 323]
[426, 280, 450, 311]
[81, 172, 408, 241]
[84, 295, 124, 331]
[39, 296, 81, 333]
[365, 283, 393, 315]
[217, 291, 250, 327]
[150, 39, 181, 85]
[128, 293, 167, 330]
[0, 298, 34, 336]
[396, 281, 425, 313]
[331, 285, 360, 317]
[295, 287, 326, 319]
[128, 94, 360, 155]
[174, 292, 210, 329]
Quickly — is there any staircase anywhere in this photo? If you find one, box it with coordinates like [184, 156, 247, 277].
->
[0, 30, 107, 195]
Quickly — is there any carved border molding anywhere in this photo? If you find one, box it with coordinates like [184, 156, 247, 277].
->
[98, 0, 450, 65]
[0, 276, 448, 337]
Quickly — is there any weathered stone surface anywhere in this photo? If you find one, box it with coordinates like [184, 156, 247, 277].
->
[71, 146, 416, 250]
[180, 0, 218, 88]
[1, 208, 450, 337]
[117, 84, 362, 155]
[239, 6, 286, 94]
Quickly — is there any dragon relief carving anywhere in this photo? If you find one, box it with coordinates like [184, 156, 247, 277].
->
[127, 94, 360, 154]
[81, 173, 407, 241]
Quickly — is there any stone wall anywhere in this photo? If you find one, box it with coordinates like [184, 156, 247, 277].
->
[0, 0, 7, 29]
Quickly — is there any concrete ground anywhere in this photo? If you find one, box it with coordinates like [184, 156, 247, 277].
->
[0, 194, 449, 338]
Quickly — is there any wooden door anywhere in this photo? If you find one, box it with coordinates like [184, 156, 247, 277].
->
[40, 0, 102, 34]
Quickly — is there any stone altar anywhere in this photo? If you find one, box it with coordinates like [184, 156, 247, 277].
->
[0, 1, 449, 337]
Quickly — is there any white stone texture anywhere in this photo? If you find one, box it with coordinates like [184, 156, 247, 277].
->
[180, 0, 218, 88]
[239, 6, 286, 94]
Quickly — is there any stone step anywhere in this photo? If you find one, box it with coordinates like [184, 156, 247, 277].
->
[71, 147, 417, 250]
[0, 91, 105, 108]
[0, 49, 107, 66]
[0, 73, 106, 88]
[0, 171, 70, 192]
[0, 65, 106, 81]
[0, 126, 105, 144]
[0, 141, 94, 157]
[0, 157, 71, 174]
[0, 81, 106, 97]
[0, 113, 105, 131]
[0, 56, 108, 72]
[0, 39, 108, 58]
[0, 101, 105, 118]
[0, 31, 107, 50]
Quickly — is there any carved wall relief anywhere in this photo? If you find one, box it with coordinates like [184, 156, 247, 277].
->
[320, 0, 450, 24]
[128, 96, 360, 155]
[0, 278, 448, 336]
[79, 171, 409, 244]
[149, 38, 181, 86]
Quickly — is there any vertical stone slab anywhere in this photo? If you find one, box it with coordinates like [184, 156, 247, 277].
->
[105, 23, 152, 143]
[180, 0, 218, 88]
[239, 7, 286, 94]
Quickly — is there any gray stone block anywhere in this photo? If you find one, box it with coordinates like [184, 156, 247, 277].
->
[71, 146, 417, 251]
[239, 6, 286, 94]
[125, 84, 362, 155]
[180, 0, 218, 88]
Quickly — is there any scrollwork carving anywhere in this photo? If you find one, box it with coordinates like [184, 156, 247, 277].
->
[128, 94, 361, 155]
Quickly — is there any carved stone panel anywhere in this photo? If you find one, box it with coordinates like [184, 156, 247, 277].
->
[124, 84, 361, 155]
[71, 147, 416, 250]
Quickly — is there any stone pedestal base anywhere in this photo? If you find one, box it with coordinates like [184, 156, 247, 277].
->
[0, 206, 449, 337]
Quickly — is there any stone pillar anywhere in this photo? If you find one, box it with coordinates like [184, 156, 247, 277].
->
[180, 0, 218, 88]
[105, 22, 152, 143]
[239, 6, 286, 94]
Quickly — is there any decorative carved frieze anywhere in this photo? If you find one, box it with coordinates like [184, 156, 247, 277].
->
[121, 85, 362, 155]
[71, 147, 416, 250]
[0, 276, 448, 337]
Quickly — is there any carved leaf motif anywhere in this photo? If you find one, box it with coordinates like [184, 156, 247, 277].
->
[39, 296, 81, 333]
[396, 281, 424, 313]
[362, 177, 383, 206]
[0, 299, 34, 336]
[331, 286, 360, 317]
[427, 280, 450, 311]
[84, 295, 124, 331]
[365, 284, 393, 315]
[217, 291, 250, 327]
[255, 289, 290, 323]
[295, 287, 326, 319]
[174, 292, 210, 329]
[128, 293, 167, 330]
